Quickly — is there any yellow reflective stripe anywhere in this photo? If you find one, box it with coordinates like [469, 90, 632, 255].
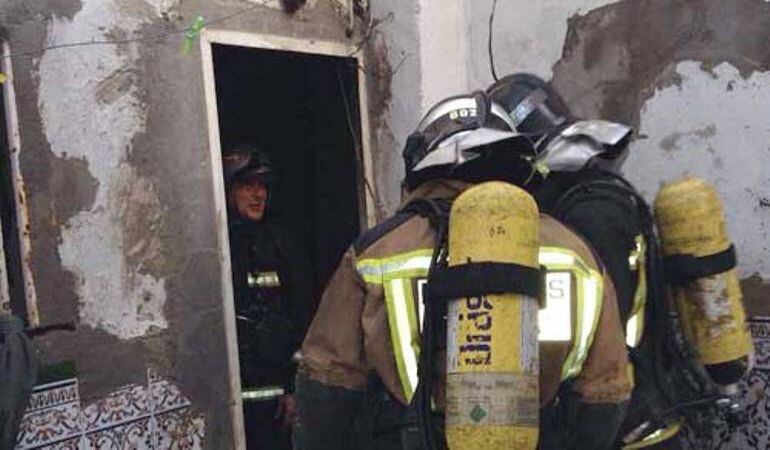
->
[626, 235, 647, 348]
[539, 249, 576, 266]
[356, 249, 433, 284]
[403, 278, 422, 395]
[622, 420, 682, 449]
[539, 247, 604, 380]
[363, 249, 432, 401]
[379, 246, 604, 399]
[566, 269, 603, 380]
[539, 247, 591, 273]
[384, 279, 420, 401]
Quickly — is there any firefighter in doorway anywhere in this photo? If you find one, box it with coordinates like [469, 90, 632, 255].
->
[293, 92, 632, 450]
[224, 144, 314, 450]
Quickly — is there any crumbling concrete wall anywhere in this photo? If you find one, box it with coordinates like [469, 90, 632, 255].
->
[2, 0, 392, 447]
[464, 0, 770, 312]
[366, 0, 421, 214]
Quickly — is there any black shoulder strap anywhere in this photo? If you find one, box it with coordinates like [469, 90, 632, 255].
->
[353, 198, 454, 255]
[401, 197, 452, 233]
[353, 212, 413, 255]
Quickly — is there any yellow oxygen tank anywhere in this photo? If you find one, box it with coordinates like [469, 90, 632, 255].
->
[653, 176, 752, 386]
[445, 181, 540, 450]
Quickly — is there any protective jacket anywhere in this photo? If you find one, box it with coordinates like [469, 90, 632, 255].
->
[296, 179, 632, 450]
[534, 169, 644, 337]
[533, 168, 684, 447]
[229, 219, 314, 393]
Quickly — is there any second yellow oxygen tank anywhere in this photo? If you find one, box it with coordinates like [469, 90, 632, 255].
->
[654, 176, 752, 386]
[445, 181, 540, 450]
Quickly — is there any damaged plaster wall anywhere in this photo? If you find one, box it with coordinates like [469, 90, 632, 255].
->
[417, 0, 468, 111]
[368, 0, 422, 214]
[625, 61, 770, 281]
[443, 0, 770, 300]
[39, 0, 167, 340]
[3, 0, 387, 447]
[546, 0, 770, 308]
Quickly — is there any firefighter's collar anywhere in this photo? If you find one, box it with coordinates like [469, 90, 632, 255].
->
[399, 179, 472, 209]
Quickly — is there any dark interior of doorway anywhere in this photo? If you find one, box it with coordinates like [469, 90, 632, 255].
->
[213, 43, 364, 449]
[0, 79, 27, 319]
[213, 43, 364, 307]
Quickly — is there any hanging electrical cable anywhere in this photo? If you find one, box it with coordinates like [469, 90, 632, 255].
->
[488, 0, 500, 82]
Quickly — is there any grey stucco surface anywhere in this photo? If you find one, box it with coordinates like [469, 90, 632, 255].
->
[1, 0, 392, 446]
[366, 0, 421, 215]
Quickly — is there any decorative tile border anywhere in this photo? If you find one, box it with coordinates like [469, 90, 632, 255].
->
[16, 380, 82, 449]
[150, 380, 191, 416]
[681, 317, 770, 449]
[19, 317, 766, 448]
[16, 370, 205, 450]
[749, 318, 770, 370]
[155, 408, 205, 449]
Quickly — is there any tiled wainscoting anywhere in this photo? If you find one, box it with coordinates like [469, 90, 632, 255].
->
[15, 370, 205, 450]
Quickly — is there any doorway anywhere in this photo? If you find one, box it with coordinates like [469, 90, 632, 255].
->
[213, 43, 364, 296]
[201, 31, 373, 449]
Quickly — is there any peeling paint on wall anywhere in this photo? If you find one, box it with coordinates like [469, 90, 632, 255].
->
[417, 0, 468, 110]
[368, 0, 421, 214]
[625, 61, 770, 279]
[552, 0, 770, 128]
[38, 0, 167, 339]
[544, 0, 770, 292]
[143, 0, 181, 20]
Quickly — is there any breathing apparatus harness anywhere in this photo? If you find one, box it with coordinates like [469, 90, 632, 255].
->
[400, 198, 452, 450]
[549, 170, 747, 442]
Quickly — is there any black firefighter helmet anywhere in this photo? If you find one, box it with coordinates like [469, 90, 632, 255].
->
[223, 144, 276, 185]
[487, 73, 572, 149]
[488, 73, 634, 171]
[402, 90, 536, 191]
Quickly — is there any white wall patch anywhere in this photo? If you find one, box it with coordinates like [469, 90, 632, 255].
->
[625, 61, 770, 279]
[38, 0, 167, 339]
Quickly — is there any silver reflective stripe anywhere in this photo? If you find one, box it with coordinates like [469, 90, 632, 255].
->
[416, 279, 428, 329]
[247, 270, 280, 288]
[242, 386, 285, 401]
[626, 312, 642, 347]
[356, 250, 433, 284]
[390, 278, 420, 397]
